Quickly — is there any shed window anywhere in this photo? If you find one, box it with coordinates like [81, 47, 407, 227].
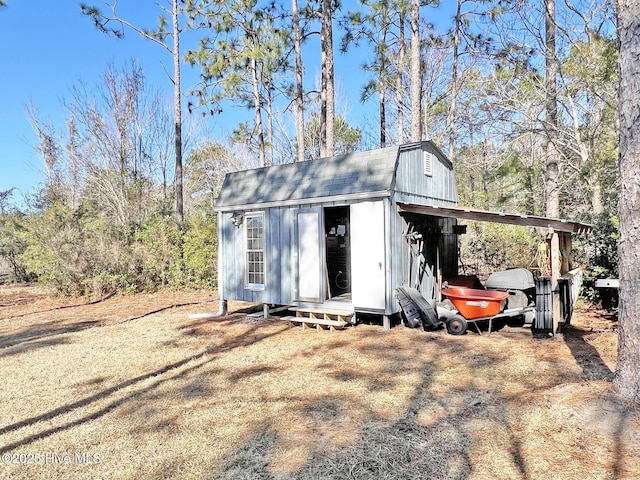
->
[245, 213, 265, 288]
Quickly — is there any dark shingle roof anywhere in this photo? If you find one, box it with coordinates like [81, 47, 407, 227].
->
[215, 146, 400, 210]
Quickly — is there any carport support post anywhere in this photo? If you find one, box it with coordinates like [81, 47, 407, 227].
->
[560, 233, 572, 273]
[383, 315, 391, 330]
[549, 228, 562, 334]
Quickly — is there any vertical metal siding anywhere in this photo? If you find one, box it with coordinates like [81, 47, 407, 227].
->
[351, 200, 387, 311]
[294, 206, 326, 303]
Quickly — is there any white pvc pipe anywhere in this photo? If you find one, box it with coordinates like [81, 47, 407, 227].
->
[187, 299, 228, 320]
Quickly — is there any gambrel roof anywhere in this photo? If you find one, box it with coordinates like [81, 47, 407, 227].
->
[215, 146, 399, 211]
[214, 142, 455, 211]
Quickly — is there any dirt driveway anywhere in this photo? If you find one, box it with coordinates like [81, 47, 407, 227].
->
[0, 284, 637, 479]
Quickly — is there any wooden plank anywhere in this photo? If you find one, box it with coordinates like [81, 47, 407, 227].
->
[396, 203, 591, 234]
[279, 316, 348, 329]
[289, 306, 354, 317]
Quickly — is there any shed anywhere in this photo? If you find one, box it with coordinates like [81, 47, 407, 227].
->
[214, 141, 460, 327]
[212, 141, 591, 333]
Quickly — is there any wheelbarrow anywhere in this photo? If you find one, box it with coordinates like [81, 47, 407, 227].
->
[438, 285, 533, 335]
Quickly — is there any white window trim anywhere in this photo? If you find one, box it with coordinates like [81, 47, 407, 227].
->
[244, 211, 266, 290]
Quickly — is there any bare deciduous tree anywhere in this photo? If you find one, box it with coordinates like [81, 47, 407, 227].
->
[81, 0, 186, 224]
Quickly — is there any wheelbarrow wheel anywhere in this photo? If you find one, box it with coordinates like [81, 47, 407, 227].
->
[446, 315, 468, 335]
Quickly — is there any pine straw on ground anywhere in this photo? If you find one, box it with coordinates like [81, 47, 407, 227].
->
[0, 284, 637, 480]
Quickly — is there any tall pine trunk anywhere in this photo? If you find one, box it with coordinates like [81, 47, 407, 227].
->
[266, 86, 274, 166]
[250, 54, 266, 167]
[379, 22, 388, 148]
[397, 6, 406, 144]
[173, 0, 184, 225]
[544, 0, 560, 218]
[615, 0, 640, 404]
[447, 0, 462, 160]
[292, 0, 305, 162]
[409, 0, 421, 142]
[379, 68, 386, 148]
[320, 0, 335, 157]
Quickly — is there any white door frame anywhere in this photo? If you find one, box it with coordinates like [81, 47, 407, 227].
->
[350, 200, 386, 311]
[293, 208, 324, 302]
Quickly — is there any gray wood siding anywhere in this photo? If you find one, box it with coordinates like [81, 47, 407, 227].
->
[388, 207, 460, 301]
[393, 145, 458, 206]
[220, 212, 244, 301]
[220, 207, 294, 305]
[220, 201, 458, 310]
[280, 207, 294, 304]
[388, 200, 409, 313]
[440, 218, 459, 279]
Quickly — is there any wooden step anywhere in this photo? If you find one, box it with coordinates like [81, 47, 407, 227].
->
[280, 315, 348, 332]
[288, 307, 354, 323]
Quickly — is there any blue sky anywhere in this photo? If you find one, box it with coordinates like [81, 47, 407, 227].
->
[0, 1, 455, 205]
[0, 2, 194, 202]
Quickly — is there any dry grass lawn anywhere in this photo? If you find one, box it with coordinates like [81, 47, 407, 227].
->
[0, 284, 638, 479]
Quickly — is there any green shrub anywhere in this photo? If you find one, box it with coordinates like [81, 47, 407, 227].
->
[134, 215, 183, 288]
[182, 214, 218, 288]
[0, 216, 30, 282]
[18, 199, 219, 295]
[21, 201, 118, 295]
[459, 222, 540, 277]
[574, 213, 619, 308]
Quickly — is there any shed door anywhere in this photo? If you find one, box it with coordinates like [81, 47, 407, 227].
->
[295, 209, 323, 302]
[351, 201, 386, 311]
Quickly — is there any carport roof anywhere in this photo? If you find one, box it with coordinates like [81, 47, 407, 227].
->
[397, 203, 592, 234]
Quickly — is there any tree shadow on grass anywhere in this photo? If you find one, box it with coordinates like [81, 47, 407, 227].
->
[613, 404, 637, 480]
[0, 293, 115, 320]
[0, 336, 71, 358]
[211, 361, 472, 480]
[0, 319, 101, 351]
[563, 325, 615, 381]
[576, 390, 640, 480]
[0, 301, 204, 356]
[208, 324, 607, 480]
[0, 320, 290, 454]
[117, 301, 203, 324]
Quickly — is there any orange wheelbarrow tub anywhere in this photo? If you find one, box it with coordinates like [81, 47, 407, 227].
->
[441, 286, 509, 320]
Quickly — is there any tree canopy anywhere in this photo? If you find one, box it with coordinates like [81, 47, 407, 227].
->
[0, 0, 619, 302]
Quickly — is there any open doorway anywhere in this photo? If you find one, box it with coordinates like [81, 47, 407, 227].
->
[324, 206, 351, 299]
